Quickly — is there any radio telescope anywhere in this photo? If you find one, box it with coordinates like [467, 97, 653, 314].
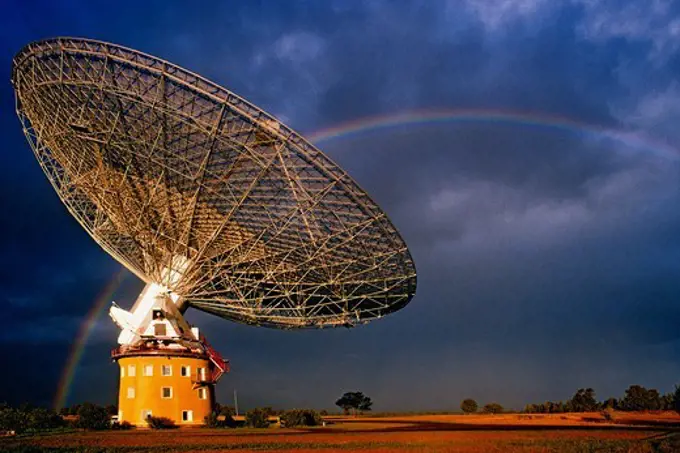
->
[12, 37, 417, 425]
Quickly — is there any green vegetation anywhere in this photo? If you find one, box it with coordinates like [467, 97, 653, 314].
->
[0, 403, 65, 434]
[145, 416, 176, 429]
[460, 398, 478, 414]
[204, 403, 236, 428]
[481, 402, 504, 414]
[620, 385, 663, 411]
[280, 409, 322, 427]
[244, 408, 270, 428]
[75, 403, 110, 430]
[202, 412, 222, 428]
[523, 384, 677, 414]
[335, 391, 373, 416]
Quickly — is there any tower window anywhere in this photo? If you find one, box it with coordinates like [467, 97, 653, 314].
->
[182, 410, 193, 422]
[127, 387, 135, 399]
[161, 387, 172, 399]
[143, 364, 153, 376]
[127, 365, 136, 377]
[181, 365, 190, 377]
[197, 367, 206, 381]
[198, 388, 207, 400]
[120, 367, 125, 378]
[162, 365, 172, 376]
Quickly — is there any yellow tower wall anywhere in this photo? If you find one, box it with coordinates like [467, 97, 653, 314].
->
[117, 355, 213, 426]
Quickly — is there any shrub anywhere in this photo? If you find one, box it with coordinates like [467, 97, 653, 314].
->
[245, 408, 270, 428]
[218, 405, 234, 416]
[0, 407, 29, 434]
[146, 416, 176, 429]
[482, 403, 504, 414]
[218, 406, 237, 427]
[204, 407, 237, 428]
[204, 412, 222, 428]
[76, 403, 110, 430]
[601, 408, 614, 422]
[111, 420, 134, 430]
[27, 408, 64, 431]
[281, 409, 322, 427]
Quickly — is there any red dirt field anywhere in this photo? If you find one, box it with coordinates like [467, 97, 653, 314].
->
[3, 412, 680, 452]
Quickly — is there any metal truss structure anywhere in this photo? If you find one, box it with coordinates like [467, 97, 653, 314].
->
[11, 38, 417, 329]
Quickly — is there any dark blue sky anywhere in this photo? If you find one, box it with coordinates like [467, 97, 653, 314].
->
[2, 0, 680, 412]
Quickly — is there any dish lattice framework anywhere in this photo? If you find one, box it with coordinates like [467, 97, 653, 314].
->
[11, 37, 417, 328]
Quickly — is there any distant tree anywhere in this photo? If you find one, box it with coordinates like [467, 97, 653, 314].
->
[335, 392, 373, 416]
[358, 396, 373, 413]
[570, 388, 598, 412]
[482, 403, 504, 414]
[523, 400, 571, 414]
[601, 398, 619, 410]
[0, 407, 28, 434]
[661, 393, 674, 411]
[76, 403, 110, 430]
[204, 405, 236, 429]
[621, 385, 661, 411]
[215, 404, 235, 417]
[674, 386, 680, 414]
[18, 403, 35, 413]
[460, 399, 478, 414]
[245, 408, 270, 428]
[105, 404, 118, 416]
[204, 412, 222, 428]
[648, 389, 661, 410]
[221, 406, 237, 427]
[0, 405, 64, 434]
[27, 408, 64, 431]
[546, 401, 564, 414]
[67, 404, 81, 416]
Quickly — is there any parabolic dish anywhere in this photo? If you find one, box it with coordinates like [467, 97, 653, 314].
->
[11, 37, 417, 328]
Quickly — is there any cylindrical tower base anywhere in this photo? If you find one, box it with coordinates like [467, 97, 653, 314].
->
[116, 354, 213, 427]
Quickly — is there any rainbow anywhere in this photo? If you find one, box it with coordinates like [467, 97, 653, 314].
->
[307, 109, 679, 160]
[53, 267, 128, 411]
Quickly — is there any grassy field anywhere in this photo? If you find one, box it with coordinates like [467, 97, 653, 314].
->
[2, 412, 680, 452]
